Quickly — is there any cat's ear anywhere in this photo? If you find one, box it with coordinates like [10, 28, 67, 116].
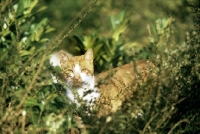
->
[59, 50, 70, 62]
[84, 48, 93, 61]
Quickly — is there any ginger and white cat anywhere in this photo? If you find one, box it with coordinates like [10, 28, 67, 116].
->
[50, 49, 156, 116]
[50, 49, 99, 105]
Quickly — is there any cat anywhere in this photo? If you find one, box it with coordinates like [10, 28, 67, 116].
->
[50, 49, 156, 116]
[50, 49, 100, 105]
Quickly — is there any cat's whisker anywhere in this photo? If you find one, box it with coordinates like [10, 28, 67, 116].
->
[66, 81, 73, 88]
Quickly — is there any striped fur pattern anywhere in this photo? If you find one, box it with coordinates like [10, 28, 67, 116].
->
[95, 60, 156, 116]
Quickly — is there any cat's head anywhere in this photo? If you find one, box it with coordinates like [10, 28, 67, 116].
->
[59, 49, 94, 88]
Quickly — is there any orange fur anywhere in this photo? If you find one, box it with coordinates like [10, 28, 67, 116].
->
[95, 60, 156, 116]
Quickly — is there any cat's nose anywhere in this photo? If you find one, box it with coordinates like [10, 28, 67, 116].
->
[73, 74, 81, 82]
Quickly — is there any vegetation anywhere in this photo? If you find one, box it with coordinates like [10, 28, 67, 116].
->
[0, 0, 199, 133]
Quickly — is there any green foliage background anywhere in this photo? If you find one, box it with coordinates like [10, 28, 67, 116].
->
[0, 0, 199, 133]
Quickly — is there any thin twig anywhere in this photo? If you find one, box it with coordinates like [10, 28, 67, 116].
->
[156, 97, 186, 129]
[141, 113, 158, 134]
[167, 119, 189, 134]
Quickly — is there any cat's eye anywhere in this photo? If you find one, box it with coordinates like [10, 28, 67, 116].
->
[81, 68, 91, 75]
[81, 68, 88, 72]
[81, 68, 87, 72]
[64, 69, 73, 77]
[67, 69, 73, 73]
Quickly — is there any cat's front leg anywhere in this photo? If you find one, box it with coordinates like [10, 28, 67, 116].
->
[66, 87, 80, 106]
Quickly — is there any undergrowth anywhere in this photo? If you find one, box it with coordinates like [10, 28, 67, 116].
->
[0, 0, 199, 134]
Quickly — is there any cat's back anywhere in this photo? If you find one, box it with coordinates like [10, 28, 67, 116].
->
[95, 60, 155, 87]
[94, 60, 156, 116]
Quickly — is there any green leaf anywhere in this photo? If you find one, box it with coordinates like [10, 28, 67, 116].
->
[24, 0, 39, 15]
[16, 0, 25, 17]
[110, 16, 116, 29]
[118, 10, 126, 22]
[25, 98, 40, 107]
[45, 27, 55, 33]
[112, 19, 130, 41]
[16, 0, 38, 16]
[20, 46, 35, 56]
[82, 35, 98, 50]
[93, 43, 103, 56]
